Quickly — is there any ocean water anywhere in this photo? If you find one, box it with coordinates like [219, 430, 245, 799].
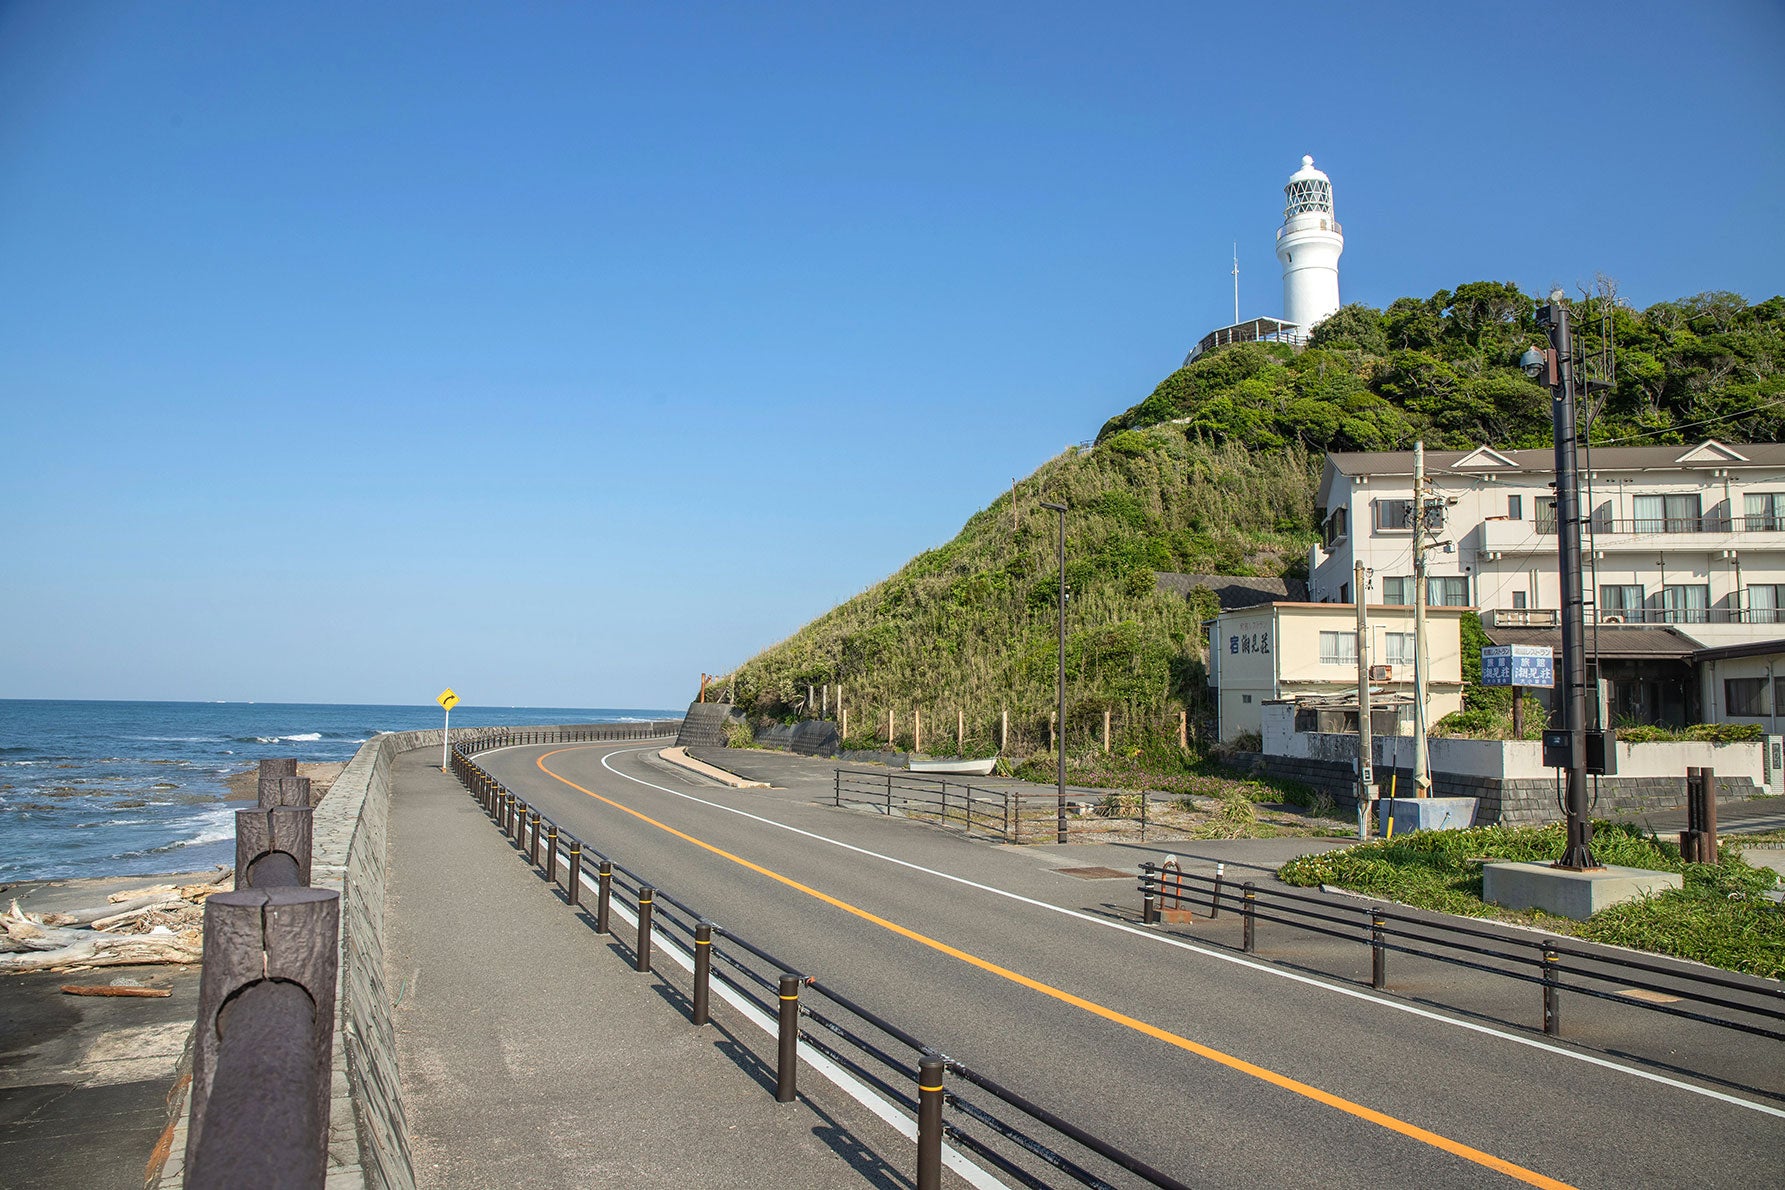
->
[0, 700, 679, 884]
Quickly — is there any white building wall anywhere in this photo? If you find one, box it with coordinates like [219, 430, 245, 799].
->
[1309, 451, 1785, 649]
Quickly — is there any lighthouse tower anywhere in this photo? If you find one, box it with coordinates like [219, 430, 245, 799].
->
[1274, 155, 1343, 332]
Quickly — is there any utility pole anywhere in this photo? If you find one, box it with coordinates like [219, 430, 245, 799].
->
[1412, 442, 1432, 797]
[1041, 501, 1069, 845]
[1537, 292, 1597, 870]
[1355, 560, 1374, 838]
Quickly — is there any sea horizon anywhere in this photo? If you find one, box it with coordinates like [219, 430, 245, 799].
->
[0, 698, 683, 883]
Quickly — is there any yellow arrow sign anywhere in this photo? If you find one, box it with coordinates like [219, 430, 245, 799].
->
[437, 688, 459, 711]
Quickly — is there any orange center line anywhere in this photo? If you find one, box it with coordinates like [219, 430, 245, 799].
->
[535, 747, 1574, 1190]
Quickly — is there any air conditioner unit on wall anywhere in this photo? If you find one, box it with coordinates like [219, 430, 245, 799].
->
[1368, 665, 1392, 681]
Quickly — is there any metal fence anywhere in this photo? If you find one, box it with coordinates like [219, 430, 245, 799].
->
[1139, 864, 1785, 1043]
[832, 769, 1015, 839]
[455, 742, 1187, 1189]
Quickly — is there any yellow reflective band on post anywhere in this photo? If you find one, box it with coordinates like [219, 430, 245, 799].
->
[919, 1083, 944, 1093]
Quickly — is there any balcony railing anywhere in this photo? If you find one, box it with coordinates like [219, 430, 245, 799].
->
[1487, 607, 1783, 628]
[1527, 515, 1785, 536]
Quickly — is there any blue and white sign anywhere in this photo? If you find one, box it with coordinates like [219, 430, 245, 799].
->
[1481, 644, 1554, 688]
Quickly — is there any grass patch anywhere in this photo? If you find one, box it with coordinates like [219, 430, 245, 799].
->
[1279, 822, 1785, 980]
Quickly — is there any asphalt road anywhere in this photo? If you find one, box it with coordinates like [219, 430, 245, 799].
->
[471, 740, 1784, 1189]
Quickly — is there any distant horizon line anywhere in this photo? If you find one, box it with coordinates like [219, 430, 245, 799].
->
[0, 696, 687, 712]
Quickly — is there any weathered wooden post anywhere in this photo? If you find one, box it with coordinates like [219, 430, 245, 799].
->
[1179, 710, 1187, 750]
[235, 807, 312, 888]
[914, 708, 922, 754]
[958, 708, 964, 752]
[1001, 708, 1008, 753]
[257, 768, 310, 809]
[1103, 709, 1111, 753]
[186, 887, 338, 1188]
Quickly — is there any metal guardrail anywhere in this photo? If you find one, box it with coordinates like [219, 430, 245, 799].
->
[1138, 865, 1785, 1043]
[456, 740, 1187, 1188]
[457, 720, 684, 751]
[832, 769, 1015, 839]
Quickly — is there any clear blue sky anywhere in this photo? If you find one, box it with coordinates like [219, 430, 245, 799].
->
[4, 2, 1781, 709]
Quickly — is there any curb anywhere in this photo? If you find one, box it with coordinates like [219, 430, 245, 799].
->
[658, 746, 771, 789]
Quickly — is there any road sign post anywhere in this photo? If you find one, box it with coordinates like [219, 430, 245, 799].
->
[437, 688, 459, 771]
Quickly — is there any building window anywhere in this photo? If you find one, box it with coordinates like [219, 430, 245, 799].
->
[1745, 493, 1785, 531]
[1383, 632, 1415, 665]
[1507, 494, 1523, 520]
[1634, 493, 1701, 534]
[1600, 584, 1644, 621]
[1748, 585, 1785, 623]
[1512, 591, 1528, 609]
[1427, 576, 1470, 606]
[1660, 584, 1710, 623]
[1318, 631, 1357, 665]
[1373, 499, 1413, 531]
[1536, 498, 1558, 533]
[1382, 576, 1413, 605]
[1725, 677, 1768, 717]
[1323, 507, 1348, 547]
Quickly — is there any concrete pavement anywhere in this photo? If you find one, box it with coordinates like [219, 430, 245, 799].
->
[384, 747, 943, 1190]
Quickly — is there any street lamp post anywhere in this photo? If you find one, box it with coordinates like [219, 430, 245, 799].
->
[1525, 292, 1597, 870]
[1041, 501, 1069, 845]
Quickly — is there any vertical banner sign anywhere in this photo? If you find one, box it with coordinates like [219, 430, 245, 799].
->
[437, 688, 460, 771]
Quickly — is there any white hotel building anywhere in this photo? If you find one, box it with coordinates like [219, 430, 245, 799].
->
[1306, 441, 1785, 727]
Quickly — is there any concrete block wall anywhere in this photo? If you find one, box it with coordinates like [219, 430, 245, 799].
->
[677, 701, 744, 748]
[1248, 753, 1761, 827]
[753, 719, 840, 756]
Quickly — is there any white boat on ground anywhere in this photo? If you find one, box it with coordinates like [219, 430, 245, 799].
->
[907, 756, 999, 776]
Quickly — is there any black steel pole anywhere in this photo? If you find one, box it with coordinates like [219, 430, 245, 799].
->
[1042, 501, 1068, 845]
[1544, 295, 1597, 870]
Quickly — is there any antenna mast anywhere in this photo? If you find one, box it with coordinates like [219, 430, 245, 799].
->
[1232, 242, 1240, 324]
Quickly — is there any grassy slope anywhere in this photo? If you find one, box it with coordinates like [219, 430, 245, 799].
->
[722, 430, 1318, 746]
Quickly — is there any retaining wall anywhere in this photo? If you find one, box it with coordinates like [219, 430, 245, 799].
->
[1250, 748, 1762, 827]
[677, 701, 745, 748]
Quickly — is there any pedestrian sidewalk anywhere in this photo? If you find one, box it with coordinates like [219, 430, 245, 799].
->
[383, 749, 923, 1190]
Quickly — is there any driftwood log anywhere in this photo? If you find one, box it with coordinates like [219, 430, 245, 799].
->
[0, 877, 224, 973]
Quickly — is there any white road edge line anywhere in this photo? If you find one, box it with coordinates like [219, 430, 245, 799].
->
[576, 866, 1008, 1190]
[551, 744, 1785, 1123]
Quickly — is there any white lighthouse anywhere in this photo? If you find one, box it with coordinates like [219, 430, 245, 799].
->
[1274, 155, 1344, 332]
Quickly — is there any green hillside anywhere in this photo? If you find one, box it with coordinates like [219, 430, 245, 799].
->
[717, 283, 1785, 753]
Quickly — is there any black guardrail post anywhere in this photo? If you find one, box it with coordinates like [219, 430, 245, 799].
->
[186, 887, 339, 1189]
[545, 825, 558, 884]
[528, 810, 542, 867]
[1210, 862, 1225, 919]
[566, 841, 583, 907]
[635, 886, 654, 972]
[834, 770, 841, 807]
[596, 861, 613, 934]
[916, 1052, 944, 1190]
[1140, 863, 1158, 925]
[236, 806, 311, 889]
[776, 973, 801, 1103]
[1543, 945, 1561, 1035]
[1370, 910, 1388, 990]
[886, 773, 893, 815]
[693, 920, 712, 1026]
[1242, 883, 1257, 953]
